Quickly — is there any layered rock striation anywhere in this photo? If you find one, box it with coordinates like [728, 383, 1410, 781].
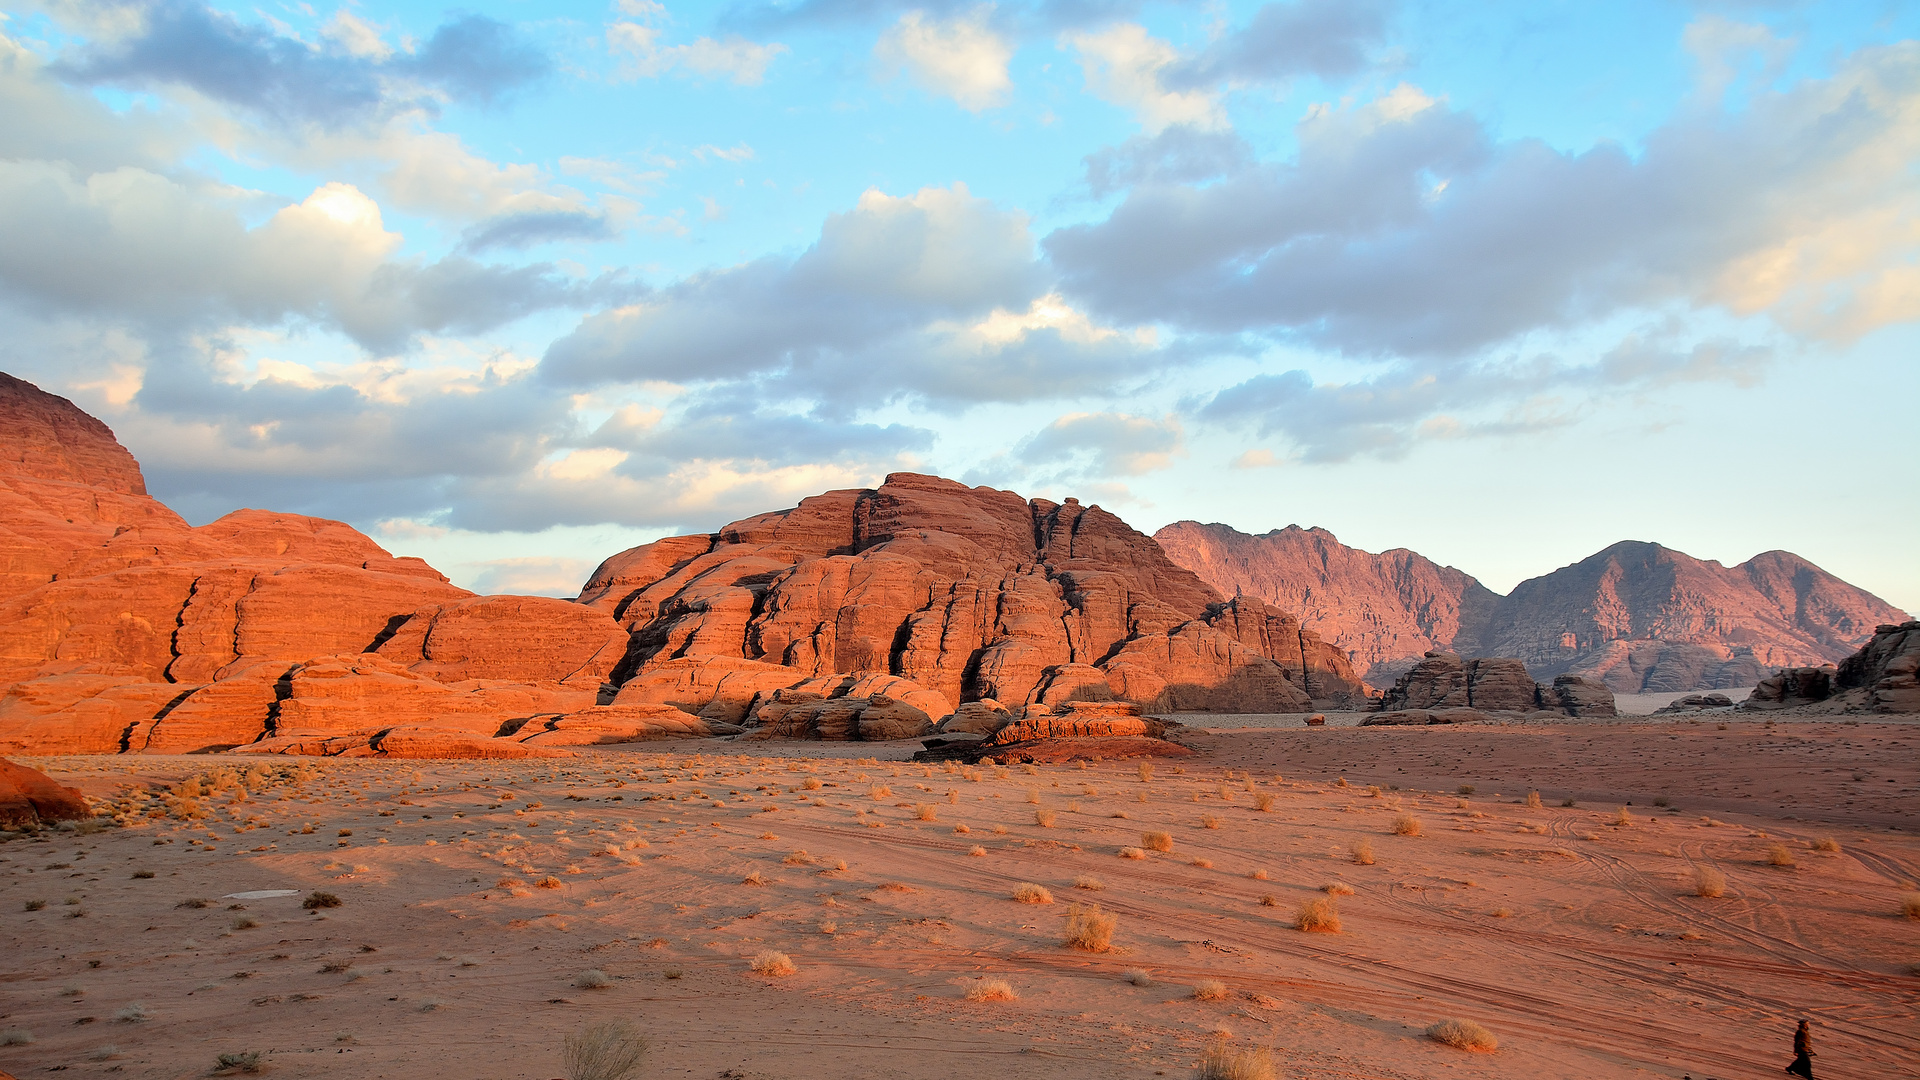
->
[1743, 621, 1920, 714]
[584, 473, 1370, 736]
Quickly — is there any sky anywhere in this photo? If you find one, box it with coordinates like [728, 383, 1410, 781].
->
[1, 0, 1915, 612]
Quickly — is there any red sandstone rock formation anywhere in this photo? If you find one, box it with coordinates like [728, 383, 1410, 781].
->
[1744, 620, 1920, 714]
[1159, 524, 1908, 695]
[0, 375, 629, 757]
[0, 756, 91, 827]
[580, 473, 1368, 733]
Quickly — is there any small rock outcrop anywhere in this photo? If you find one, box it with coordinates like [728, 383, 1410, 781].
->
[0, 756, 91, 828]
[1373, 652, 1615, 717]
[1743, 621, 1920, 714]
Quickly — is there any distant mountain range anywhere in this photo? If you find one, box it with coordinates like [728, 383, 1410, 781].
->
[1154, 522, 1910, 693]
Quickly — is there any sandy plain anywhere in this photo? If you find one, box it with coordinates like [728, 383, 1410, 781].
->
[2, 717, 1917, 1080]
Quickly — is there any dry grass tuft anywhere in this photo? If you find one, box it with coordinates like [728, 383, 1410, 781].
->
[1118, 846, 1145, 859]
[749, 950, 796, 977]
[1351, 838, 1375, 865]
[1073, 874, 1104, 890]
[1012, 882, 1054, 904]
[914, 804, 937, 822]
[1295, 897, 1341, 933]
[1524, 791, 1542, 809]
[1253, 793, 1275, 812]
[782, 850, 814, 865]
[1192, 979, 1230, 1001]
[1427, 1018, 1498, 1051]
[1195, 1039, 1277, 1080]
[1062, 904, 1117, 951]
[2, 1028, 35, 1046]
[1258, 895, 1277, 907]
[562, 1019, 649, 1080]
[576, 969, 612, 989]
[536, 876, 564, 889]
[1125, 968, 1153, 986]
[1143, 830, 1174, 852]
[214, 1050, 264, 1073]
[801, 777, 822, 791]
[1035, 808, 1057, 827]
[1137, 762, 1153, 782]
[1392, 814, 1422, 837]
[1811, 837, 1841, 853]
[302, 891, 342, 909]
[1693, 865, 1727, 898]
[1765, 843, 1796, 867]
[1201, 814, 1222, 829]
[968, 845, 987, 857]
[1324, 882, 1354, 896]
[1901, 892, 1920, 920]
[1613, 807, 1633, 826]
[741, 870, 766, 885]
[964, 978, 1017, 1002]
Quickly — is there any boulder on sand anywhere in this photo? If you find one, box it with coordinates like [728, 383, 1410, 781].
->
[0, 756, 92, 827]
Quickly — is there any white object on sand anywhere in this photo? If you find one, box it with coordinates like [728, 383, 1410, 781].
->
[221, 890, 302, 900]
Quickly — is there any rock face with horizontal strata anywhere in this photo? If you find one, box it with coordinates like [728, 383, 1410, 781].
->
[580, 473, 1369, 727]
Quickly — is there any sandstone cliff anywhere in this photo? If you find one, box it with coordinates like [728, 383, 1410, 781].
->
[1743, 620, 1920, 714]
[0, 376, 1368, 757]
[1158, 523, 1908, 695]
[582, 473, 1370, 732]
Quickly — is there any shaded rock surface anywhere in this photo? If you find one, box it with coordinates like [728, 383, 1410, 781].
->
[1159, 524, 1909, 694]
[1743, 621, 1920, 714]
[1375, 653, 1616, 717]
[0, 755, 91, 827]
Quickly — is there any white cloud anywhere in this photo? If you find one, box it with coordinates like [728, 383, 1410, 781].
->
[321, 10, 394, 61]
[608, 20, 787, 86]
[876, 7, 1014, 112]
[1067, 24, 1226, 133]
[1019, 411, 1184, 477]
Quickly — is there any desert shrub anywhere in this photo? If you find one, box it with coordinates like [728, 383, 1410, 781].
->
[964, 978, 1017, 1002]
[1125, 969, 1153, 986]
[1258, 895, 1277, 907]
[1137, 762, 1153, 782]
[1457, 784, 1475, 796]
[1491, 907, 1512, 918]
[819, 920, 838, 934]
[1613, 807, 1633, 827]
[1, 1028, 33, 1046]
[1524, 791, 1542, 809]
[231, 916, 258, 931]
[1427, 1018, 1497, 1051]
[575, 969, 612, 989]
[22, 899, 45, 911]
[89, 1044, 118, 1061]
[1072, 874, 1104, 890]
[1195, 1039, 1277, 1080]
[318, 961, 353, 974]
[1035, 809, 1057, 827]
[1811, 837, 1841, 853]
[1025, 788, 1041, 804]
[1901, 893, 1920, 920]
[1012, 882, 1054, 904]
[214, 1050, 264, 1073]
[1351, 838, 1375, 865]
[801, 777, 822, 791]
[662, 967, 683, 979]
[1192, 979, 1230, 1001]
[537, 876, 564, 889]
[114, 1003, 151, 1023]
[1062, 904, 1116, 951]
[1765, 844, 1796, 867]
[1653, 795, 1671, 807]
[750, 950, 795, 976]
[302, 891, 341, 910]
[1253, 793, 1275, 812]
[1324, 882, 1354, 896]
[1118, 846, 1145, 859]
[914, 804, 937, 821]
[1201, 814, 1222, 829]
[1247, 869, 1268, 881]
[1693, 866, 1727, 898]
[782, 850, 814, 865]
[1295, 898, 1341, 933]
[132, 870, 155, 879]
[1143, 830, 1173, 852]
[562, 1019, 649, 1080]
[968, 845, 987, 856]
[1392, 815, 1422, 837]
[741, 870, 765, 885]
[1561, 798, 1577, 808]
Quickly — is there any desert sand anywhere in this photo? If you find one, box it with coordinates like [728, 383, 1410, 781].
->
[3, 718, 1917, 1080]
